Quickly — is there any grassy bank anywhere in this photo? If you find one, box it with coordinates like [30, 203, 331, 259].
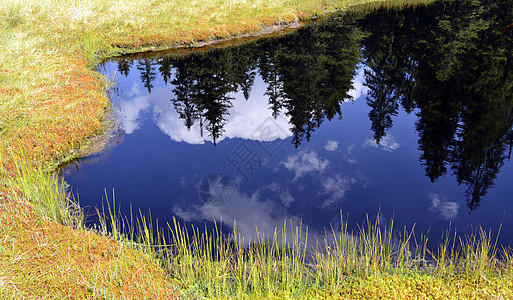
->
[159, 217, 513, 299]
[1, 0, 512, 298]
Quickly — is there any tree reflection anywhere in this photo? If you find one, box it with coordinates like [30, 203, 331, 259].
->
[166, 51, 243, 145]
[114, 12, 363, 147]
[112, 0, 513, 211]
[169, 59, 200, 130]
[257, 15, 364, 147]
[136, 59, 158, 94]
[117, 59, 133, 78]
[362, 0, 513, 210]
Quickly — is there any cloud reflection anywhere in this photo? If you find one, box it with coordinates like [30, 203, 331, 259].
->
[363, 135, 400, 152]
[266, 183, 295, 207]
[428, 193, 459, 220]
[118, 79, 292, 144]
[172, 187, 303, 245]
[324, 140, 339, 151]
[349, 66, 369, 100]
[319, 175, 357, 208]
[116, 68, 369, 145]
[118, 82, 152, 134]
[343, 145, 357, 164]
[281, 150, 329, 180]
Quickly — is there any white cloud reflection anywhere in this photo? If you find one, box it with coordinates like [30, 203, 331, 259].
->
[363, 135, 400, 152]
[266, 183, 295, 207]
[117, 82, 152, 134]
[340, 144, 357, 164]
[428, 193, 459, 221]
[172, 187, 303, 245]
[117, 79, 292, 144]
[319, 175, 357, 208]
[170, 182, 360, 248]
[281, 150, 329, 180]
[324, 140, 339, 151]
[349, 66, 369, 100]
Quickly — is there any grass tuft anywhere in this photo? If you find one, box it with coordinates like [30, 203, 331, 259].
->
[95, 199, 513, 298]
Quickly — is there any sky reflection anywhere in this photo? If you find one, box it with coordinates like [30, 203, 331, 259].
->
[63, 3, 513, 248]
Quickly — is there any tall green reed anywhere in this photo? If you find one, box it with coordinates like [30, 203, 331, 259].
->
[74, 191, 513, 298]
[94, 194, 509, 296]
[6, 149, 84, 228]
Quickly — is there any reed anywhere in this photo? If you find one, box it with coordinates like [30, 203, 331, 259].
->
[96, 199, 513, 298]
[3, 144, 511, 298]
[5, 148, 84, 228]
[3, 150, 511, 298]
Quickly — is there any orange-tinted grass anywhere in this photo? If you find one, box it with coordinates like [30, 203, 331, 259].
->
[0, 4, 327, 297]
[1, 53, 108, 172]
[0, 201, 176, 298]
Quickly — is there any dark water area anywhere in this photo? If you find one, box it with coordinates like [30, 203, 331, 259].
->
[61, 0, 513, 248]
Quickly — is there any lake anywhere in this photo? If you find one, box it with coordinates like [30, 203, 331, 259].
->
[60, 0, 513, 248]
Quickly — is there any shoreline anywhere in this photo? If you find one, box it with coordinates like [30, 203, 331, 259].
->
[59, 20, 307, 165]
[106, 20, 304, 60]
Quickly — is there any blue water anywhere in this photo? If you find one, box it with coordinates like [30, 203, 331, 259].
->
[62, 66, 513, 246]
[61, 3, 513, 247]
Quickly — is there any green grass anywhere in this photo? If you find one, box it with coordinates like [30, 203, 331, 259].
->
[2, 0, 512, 298]
[102, 205, 513, 299]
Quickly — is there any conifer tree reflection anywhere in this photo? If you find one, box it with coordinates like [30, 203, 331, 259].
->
[136, 59, 158, 94]
[364, 69, 400, 144]
[258, 41, 285, 119]
[449, 62, 513, 210]
[113, 0, 512, 211]
[117, 59, 133, 78]
[170, 59, 201, 130]
[414, 84, 459, 182]
[224, 45, 258, 100]
[148, 45, 261, 144]
[194, 54, 233, 146]
[362, 0, 513, 210]
[158, 56, 174, 85]
[361, 8, 418, 143]
[258, 15, 364, 147]
[169, 52, 237, 145]
[157, 15, 363, 147]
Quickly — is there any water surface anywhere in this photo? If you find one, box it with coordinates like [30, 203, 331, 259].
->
[62, 0, 513, 247]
